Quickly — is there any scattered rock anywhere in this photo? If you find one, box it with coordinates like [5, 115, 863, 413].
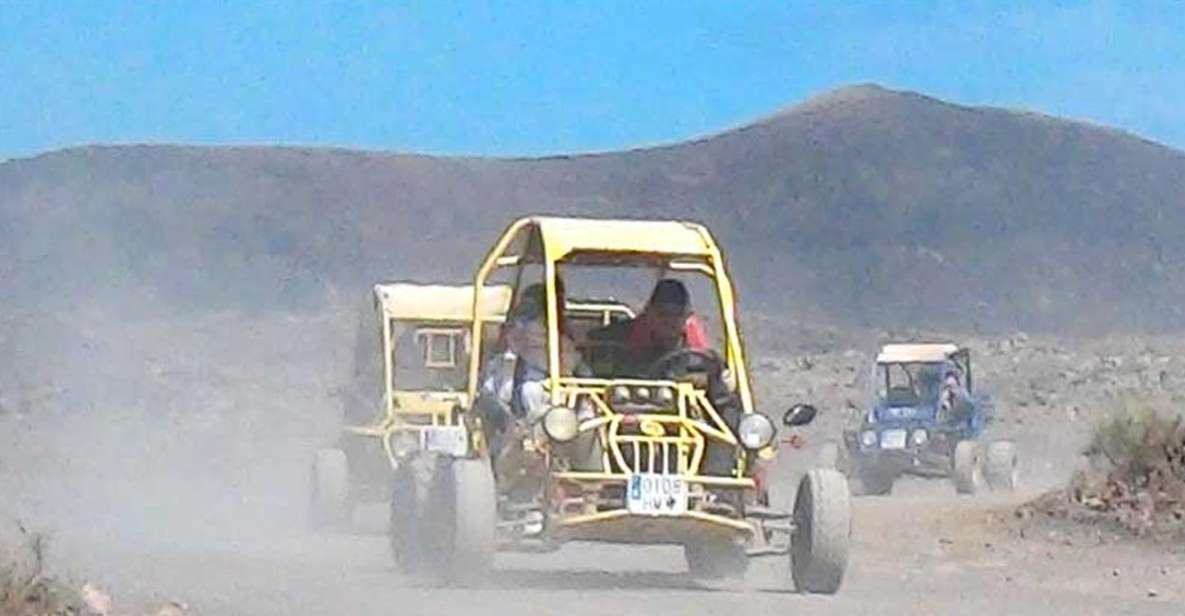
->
[81, 582, 113, 615]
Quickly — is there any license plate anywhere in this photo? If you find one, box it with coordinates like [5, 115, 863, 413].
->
[423, 426, 468, 456]
[880, 429, 907, 450]
[627, 474, 687, 516]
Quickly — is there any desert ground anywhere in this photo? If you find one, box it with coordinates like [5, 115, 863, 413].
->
[2, 311, 1182, 615]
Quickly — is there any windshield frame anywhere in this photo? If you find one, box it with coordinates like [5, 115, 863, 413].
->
[468, 217, 754, 413]
[874, 360, 948, 407]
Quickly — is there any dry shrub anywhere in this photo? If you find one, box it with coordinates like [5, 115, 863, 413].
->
[1069, 397, 1185, 536]
[0, 526, 83, 616]
[1, 526, 187, 616]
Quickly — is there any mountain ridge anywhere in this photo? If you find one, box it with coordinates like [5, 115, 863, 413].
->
[3, 84, 1184, 333]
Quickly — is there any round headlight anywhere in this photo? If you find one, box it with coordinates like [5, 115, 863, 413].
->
[610, 385, 631, 405]
[738, 413, 775, 450]
[910, 429, 929, 446]
[656, 387, 675, 406]
[860, 430, 877, 448]
[633, 387, 652, 403]
[542, 406, 579, 442]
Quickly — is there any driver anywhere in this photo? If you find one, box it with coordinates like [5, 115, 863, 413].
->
[622, 278, 711, 374]
[941, 370, 972, 420]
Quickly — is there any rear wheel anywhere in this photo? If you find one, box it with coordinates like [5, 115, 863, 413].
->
[683, 540, 749, 580]
[791, 469, 851, 594]
[953, 440, 984, 495]
[389, 457, 437, 573]
[984, 440, 1019, 491]
[310, 448, 350, 531]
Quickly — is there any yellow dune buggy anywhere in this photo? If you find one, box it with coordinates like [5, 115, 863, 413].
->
[310, 283, 512, 532]
[391, 217, 851, 593]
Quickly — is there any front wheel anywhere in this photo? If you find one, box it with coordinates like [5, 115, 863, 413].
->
[439, 458, 497, 585]
[791, 469, 851, 594]
[953, 440, 984, 495]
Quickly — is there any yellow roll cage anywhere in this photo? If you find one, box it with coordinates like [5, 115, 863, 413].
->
[466, 216, 754, 415]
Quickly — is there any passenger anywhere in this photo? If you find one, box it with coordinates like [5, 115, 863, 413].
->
[486, 279, 583, 421]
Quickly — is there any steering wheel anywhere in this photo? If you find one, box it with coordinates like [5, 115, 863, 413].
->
[647, 348, 724, 381]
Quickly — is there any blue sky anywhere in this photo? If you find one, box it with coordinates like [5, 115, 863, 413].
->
[1, 1, 1182, 160]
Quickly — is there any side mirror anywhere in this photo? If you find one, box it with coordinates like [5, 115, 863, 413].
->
[783, 403, 818, 427]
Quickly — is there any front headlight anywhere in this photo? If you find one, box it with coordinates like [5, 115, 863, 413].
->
[738, 414, 775, 450]
[655, 387, 675, 406]
[860, 430, 877, 448]
[632, 387, 652, 403]
[910, 429, 929, 446]
[542, 406, 579, 442]
[610, 385, 631, 405]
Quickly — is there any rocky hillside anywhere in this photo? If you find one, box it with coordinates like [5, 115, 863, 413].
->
[3, 84, 1185, 332]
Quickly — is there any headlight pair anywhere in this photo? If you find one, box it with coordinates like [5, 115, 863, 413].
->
[859, 429, 928, 448]
[610, 385, 675, 407]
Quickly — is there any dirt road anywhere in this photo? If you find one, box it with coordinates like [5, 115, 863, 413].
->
[5, 421, 1178, 616]
[32, 492, 1180, 616]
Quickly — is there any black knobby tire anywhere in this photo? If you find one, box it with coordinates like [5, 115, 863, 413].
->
[791, 469, 851, 594]
[683, 540, 750, 580]
[953, 440, 984, 495]
[388, 457, 436, 573]
[983, 440, 1019, 492]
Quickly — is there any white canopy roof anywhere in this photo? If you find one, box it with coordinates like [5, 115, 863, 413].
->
[876, 343, 961, 364]
[374, 283, 512, 322]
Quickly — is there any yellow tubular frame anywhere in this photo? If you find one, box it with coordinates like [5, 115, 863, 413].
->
[463, 216, 766, 539]
[467, 217, 754, 416]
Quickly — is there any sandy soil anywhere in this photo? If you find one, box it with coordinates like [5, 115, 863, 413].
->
[2, 415, 1182, 616]
[3, 327, 1185, 615]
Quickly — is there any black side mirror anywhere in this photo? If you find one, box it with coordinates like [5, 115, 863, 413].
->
[783, 403, 818, 427]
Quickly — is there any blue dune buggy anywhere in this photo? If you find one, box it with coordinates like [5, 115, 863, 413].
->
[822, 344, 1018, 496]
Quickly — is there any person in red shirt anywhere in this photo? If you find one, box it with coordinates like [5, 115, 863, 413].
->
[624, 279, 710, 371]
